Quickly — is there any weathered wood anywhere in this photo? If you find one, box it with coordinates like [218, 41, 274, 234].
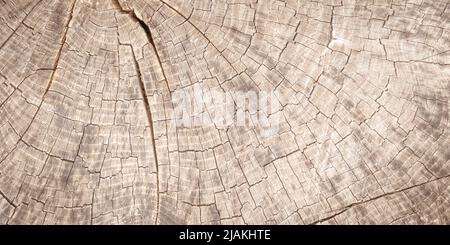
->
[0, 0, 449, 224]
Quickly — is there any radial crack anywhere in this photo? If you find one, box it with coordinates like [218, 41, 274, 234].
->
[310, 174, 450, 224]
[113, 0, 171, 93]
[0, 189, 17, 208]
[159, 0, 236, 69]
[130, 47, 161, 225]
[44, 0, 77, 95]
[114, 0, 162, 224]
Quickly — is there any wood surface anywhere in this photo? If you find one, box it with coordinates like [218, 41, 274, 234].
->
[0, 0, 449, 224]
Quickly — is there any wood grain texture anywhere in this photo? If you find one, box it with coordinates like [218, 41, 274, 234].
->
[0, 0, 449, 225]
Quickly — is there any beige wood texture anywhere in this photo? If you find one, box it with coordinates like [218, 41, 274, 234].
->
[0, 0, 449, 224]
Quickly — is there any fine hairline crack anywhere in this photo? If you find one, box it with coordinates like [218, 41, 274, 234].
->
[0, 0, 78, 167]
[310, 174, 450, 225]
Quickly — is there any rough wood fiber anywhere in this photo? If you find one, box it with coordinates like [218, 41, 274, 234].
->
[0, 0, 449, 225]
